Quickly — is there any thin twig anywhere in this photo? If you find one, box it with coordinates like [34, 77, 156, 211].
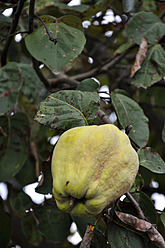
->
[126, 191, 146, 220]
[1, 0, 26, 66]
[2, 30, 29, 42]
[32, 57, 50, 88]
[34, 14, 58, 44]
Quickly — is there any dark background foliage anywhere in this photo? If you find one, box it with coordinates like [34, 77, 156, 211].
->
[0, 0, 165, 247]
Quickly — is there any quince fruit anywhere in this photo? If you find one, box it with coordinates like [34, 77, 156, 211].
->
[51, 124, 139, 217]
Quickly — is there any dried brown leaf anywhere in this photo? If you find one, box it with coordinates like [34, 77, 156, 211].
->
[131, 37, 148, 78]
[115, 211, 165, 248]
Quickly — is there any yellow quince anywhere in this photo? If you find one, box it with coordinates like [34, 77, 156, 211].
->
[51, 124, 139, 216]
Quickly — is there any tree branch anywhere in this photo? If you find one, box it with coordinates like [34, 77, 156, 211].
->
[125, 191, 146, 220]
[70, 45, 137, 81]
[98, 109, 113, 124]
[80, 224, 94, 248]
[28, 0, 36, 33]
[1, 0, 26, 66]
[32, 57, 50, 88]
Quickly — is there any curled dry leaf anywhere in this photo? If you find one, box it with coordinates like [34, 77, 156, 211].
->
[131, 37, 148, 78]
[115, 211, 165, 248]
[80, 224, 94, 248]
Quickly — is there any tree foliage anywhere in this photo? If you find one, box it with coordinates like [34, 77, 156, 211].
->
[0, 0, 165, 247]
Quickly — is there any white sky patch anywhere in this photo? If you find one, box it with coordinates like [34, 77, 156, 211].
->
[120, 195, 126, 201]
[49, 135, 60, 145]
[105, 30, 113, 37]
[99, 85, 109, 98]
[15, 33, 22, 43]
[68, 0, 81, 6]
[104, 9, 115, 23]
[0, 183, 8, 200]
[91, 77, 100, 85]
[2, 8, 13, 17]
[88, 57, 93, 64]
[39, 64, 44, 69]
[96, 11, 102, 17]
[151, 193, 165, 211]
[109, 112, 117, 123]
[93, 20, 99, 26]
[23, 182, 52, 204]
[82, 20, 91, 28]
[115, 15, 122, 23]
[150, 180, 159, 189]
[68, 222, 82, 245]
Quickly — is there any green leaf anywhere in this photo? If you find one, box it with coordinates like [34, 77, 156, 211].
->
[71, 215, 96, 237]
[0, 205, 11, 248]
[114, 40, 133, 55]
[9, 190, 33, 216]
[15, 155, 37, 187]
[0, 62, 46, 116]
[162, 123, 165, 143]
[21, 211, 43, 246]
[142, 0, 156, 11]
[36, 159, 52, 194]
[77, 78, 100, 92]
[125, 11, 165, 45]
[132, 45, 165, 88]
[132, 192, 157, 224]
[0, 62, 22, 116]
[25, 15, 86, 73]
[160, 213, 165, 228]
[91, 229, 108, 248]
[0, 113, 30, 182]
[138, 147, 165, 174]
[111, 92, 149, 147]
[18, 63, 46, 104]
[35, 90, 100, 131]
[33, 200, 72, 242]
[122, 0, 136, 12]
[129, 173, 144, 193]
[107, 221, 145, 248]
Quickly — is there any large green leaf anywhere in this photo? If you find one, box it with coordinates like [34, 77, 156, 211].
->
[162, 123, 165, 143]
[160, 213, 165, 228]
[35, 90, 100, 131]
[0, 63, 22, 116]
[77, 78, 100, 92]
[0, 62, 46, 116]
[108, 221, 145, 248]
[25, 15, 86, 73]
[91, 229, 108, 248]
[9, 190, 33, 217]
[15, 155, 37, 187]
[18, 63, 46, 104]
[122, 0, 136, 12]
[0, 205, 11, 248]
[132, 45, 165, 88]
[0, 113, 30, 182]
[72, 215, 96, 237]
[36, 159, 52, 194]
[125, 11, 165, 45]
[21, 211, 43, 246]
[111, 93, 149, 147]
[132, 192, 157, 224]
[138, 147, 165, 174]
[33, 200, 72, 242]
